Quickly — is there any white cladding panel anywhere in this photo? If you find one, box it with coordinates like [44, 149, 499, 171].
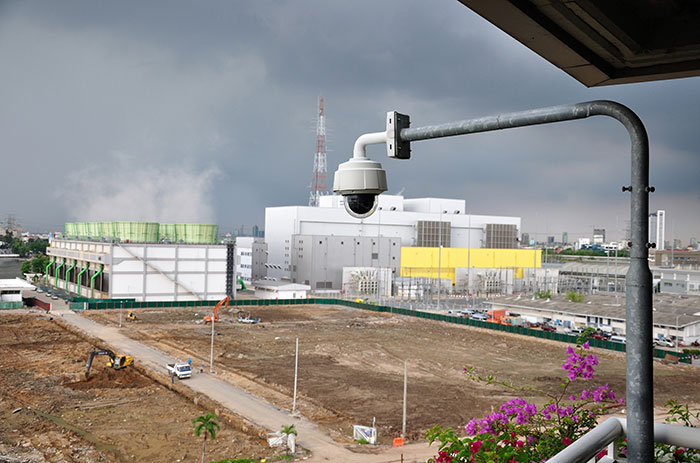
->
[122, 246, 145, 258]
[208, 248, 227, 259]
[113, 259, 145, 273]
[145, 273, 176, 293]
[148, 247, 177, 259]
[113, 246, 142, 258]
[151, 261, 176, 272]
[179, 261, 206, 272]
[207, 276, 226, 293]
[178, 274, 205, 291]
[179, 247, 207, 259]
[208, 261, 227, 272]
[112, 274, 144, 293]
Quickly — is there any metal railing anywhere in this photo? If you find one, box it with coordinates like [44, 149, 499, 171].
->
[546, 418, 700, 463]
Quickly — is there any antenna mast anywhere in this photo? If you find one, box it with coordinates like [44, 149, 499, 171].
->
[309, 96, 328, 206]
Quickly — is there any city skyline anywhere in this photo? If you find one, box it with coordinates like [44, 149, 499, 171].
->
[1, 1, 699, 242]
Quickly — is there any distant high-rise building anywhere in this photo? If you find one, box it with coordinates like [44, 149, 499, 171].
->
[547, 236, 555, 245]
[252, 224, 265, 238]
[649, 210, 665, 250]
[521, 233, 530, 247]
[562, 232, 568, 245]
[674, 238, 682, 249]
[593, 228, 605, 245]
[691, 237, 698, 250]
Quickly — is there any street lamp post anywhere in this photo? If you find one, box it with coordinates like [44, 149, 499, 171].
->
[340, 101, 652, 462]
[209, 312, 215, 374]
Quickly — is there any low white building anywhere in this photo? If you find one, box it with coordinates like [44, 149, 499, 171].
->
[253, 281, 310, 300]
[0, 278, 36, 302]
[265, 194, 521, 281]
[490, 293, 700, 344]
[235, 237, 267, 287]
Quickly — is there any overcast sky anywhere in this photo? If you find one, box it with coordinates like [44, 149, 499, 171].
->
[1, 0, 699, 243]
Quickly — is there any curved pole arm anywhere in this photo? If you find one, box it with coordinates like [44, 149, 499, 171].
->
[352, 131, 386, 159]
[392, 100, 652, 463]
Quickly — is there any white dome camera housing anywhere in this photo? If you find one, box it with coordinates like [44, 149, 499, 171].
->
[333, 157, 387, 219]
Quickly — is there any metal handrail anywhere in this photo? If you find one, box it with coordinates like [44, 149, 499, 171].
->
[546, 418, 700, 463]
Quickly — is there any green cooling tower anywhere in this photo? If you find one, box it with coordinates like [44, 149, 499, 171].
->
[87, 222, 100, 238]
[76, 222, 88, 237]
[62, 221, 215, 243]
[159, 224, 177, 242]
[113, 221, 160, 242]
[175, 224, 217, 243]
[64, 223, 77, 238]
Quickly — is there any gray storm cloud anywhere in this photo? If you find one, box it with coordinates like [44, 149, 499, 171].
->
[62, 154, 219, 224]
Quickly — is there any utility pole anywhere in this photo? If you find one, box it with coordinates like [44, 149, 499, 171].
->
[292, 337, 299, 413]
[467, 213, 471, 299]
[437, 209, 444, 310]
[402, 360, 407, 439]
[209, 313, 215, 374]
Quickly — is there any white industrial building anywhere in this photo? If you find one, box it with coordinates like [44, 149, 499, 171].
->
[235, 236, 267, 287]
[264, 195, 521, 286]
[292, 234, 400, 291]
[253, 280, 310, 300]
[490, 293, 700, 344]
[46, 239, 230, 302]
[0, 278, 35, 302]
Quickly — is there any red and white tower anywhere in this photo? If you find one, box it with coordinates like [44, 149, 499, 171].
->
[309, 96, 328, 207]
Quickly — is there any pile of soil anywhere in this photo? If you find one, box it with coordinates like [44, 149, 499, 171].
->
[68, 367, 151, 390]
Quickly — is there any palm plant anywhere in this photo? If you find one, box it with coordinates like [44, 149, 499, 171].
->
[281, 424, 298, 452]
[192, 413, 220, 463]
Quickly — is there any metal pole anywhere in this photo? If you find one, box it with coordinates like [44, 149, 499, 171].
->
[437, 210, 442, 310]
[392, 100, 652, 462]
[209, 313, 215, 374]
[119, 300, 123, 328]
[402, 360, 407, 439]
[467, 213, 471, 297]
[615, 247, 619, 301]
[292, 337, 299, 413]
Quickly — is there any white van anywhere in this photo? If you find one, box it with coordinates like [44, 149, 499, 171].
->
[610, 335, 626, 344]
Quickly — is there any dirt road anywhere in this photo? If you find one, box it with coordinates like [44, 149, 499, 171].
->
[51, 305, 438, 462]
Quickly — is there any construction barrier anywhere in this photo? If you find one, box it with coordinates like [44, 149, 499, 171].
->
[82, 297, 692, 364]
[0, 301, 23, 309]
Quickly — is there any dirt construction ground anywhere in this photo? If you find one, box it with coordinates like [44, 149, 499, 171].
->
[4, 303, 700, 462]
[0, 314, 272, 463]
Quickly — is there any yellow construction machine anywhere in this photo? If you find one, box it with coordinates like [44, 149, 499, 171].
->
[85, 346, 134, 379]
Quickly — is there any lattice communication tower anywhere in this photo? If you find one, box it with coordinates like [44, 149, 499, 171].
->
[309, 96, 328, 206]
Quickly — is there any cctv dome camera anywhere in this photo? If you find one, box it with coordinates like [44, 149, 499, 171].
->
[333, 157, 387, 219]
[344, 194, 378, 218]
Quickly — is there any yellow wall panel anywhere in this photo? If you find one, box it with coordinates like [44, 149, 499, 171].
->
[400, 247, 540, 282]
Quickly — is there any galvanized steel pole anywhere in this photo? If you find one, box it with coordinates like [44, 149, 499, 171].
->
[395, 101, 652, 462]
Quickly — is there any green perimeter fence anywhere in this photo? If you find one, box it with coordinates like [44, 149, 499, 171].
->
[0, 301, 23, 309]
[82, 297, 692, 364]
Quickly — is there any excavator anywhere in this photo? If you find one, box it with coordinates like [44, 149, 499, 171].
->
[85, 346, 134, 379]
[204, 295, 230, 324]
